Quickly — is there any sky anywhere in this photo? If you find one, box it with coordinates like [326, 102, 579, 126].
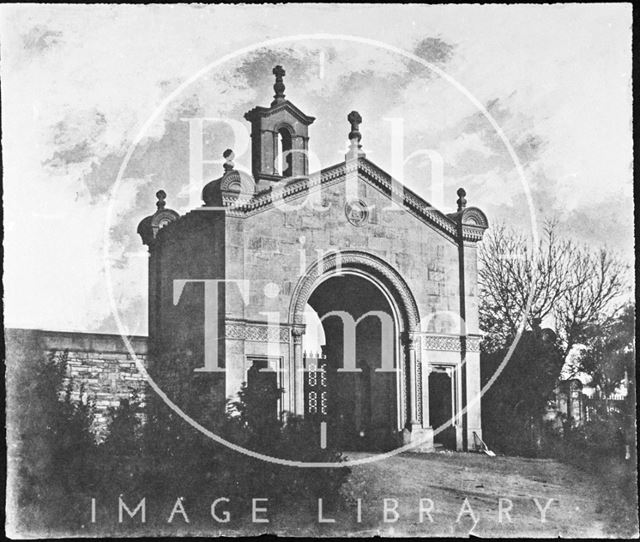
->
[1, 4, 633, 335]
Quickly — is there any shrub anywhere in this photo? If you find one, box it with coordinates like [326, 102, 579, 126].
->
[221, 380, 350, 510]
[10, 346, 351, 533]
[11, 350, 99, 532]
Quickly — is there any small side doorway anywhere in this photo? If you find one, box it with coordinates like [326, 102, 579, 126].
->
[429, 368, 457, 450]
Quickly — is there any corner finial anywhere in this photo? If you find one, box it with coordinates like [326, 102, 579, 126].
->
[156, 190, 167, 210]
[223, 148, 235, 172]
[272, 65, 286, 104]
[348, 111, 362, 143]
[347, 111, 364, 158]
[456, 187, 467, 212]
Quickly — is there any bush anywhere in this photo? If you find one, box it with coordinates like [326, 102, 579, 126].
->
[11, 350, 99, 533]
[220, 380, 350, 510]
[10, 347, 351, 533]
[481, 326, 565, 456]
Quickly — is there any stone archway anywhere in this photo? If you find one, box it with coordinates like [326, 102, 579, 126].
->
[288, 250, 421, 445]
[289, 250, 420, 332]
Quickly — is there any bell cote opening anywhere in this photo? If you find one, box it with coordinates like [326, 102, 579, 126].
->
[276, 126, 293, 178]
[244, 65, 315, 183]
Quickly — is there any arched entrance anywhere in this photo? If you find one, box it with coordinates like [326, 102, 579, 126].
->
[289, 251, 421, 451]
[305, 273, 398, 450]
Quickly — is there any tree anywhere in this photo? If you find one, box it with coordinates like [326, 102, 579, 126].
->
[479, 220, 629, 356]
[481, 323, 565, 455]
[565, 303, 634, 392]
[478, 221, 630, 454]
[553, 249, 630, 355]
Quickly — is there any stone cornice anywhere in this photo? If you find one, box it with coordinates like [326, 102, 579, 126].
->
[154, 157, 488, 245]
[217, 158, 485, 243]
[244, 100, 316, 126]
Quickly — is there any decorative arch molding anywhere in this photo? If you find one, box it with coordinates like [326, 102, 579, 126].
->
[273, 121, 295, 136]
[289, 250, 420, 332]
[460, 206, 488, 228]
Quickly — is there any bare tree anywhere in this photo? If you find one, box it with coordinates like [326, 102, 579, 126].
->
[478, 220, 629, 355]
[553, 246, 628, 353]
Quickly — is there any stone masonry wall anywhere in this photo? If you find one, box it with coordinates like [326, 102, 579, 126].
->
[5, 328, 148, 433]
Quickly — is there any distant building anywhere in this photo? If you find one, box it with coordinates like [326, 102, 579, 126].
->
[546, 377, 629, 431]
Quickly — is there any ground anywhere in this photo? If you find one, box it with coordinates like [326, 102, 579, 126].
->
[22, 449, 635, 538]
[264, 451, 638, 538]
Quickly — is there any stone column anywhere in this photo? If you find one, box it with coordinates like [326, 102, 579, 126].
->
[407, 335, 419, 427]
[292, 327, 305, 415]
[292, 135, 309, 176]
[271, 130, 279, 175]
[402, 333, 433, 449]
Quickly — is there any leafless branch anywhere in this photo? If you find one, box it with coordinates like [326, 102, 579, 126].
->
[478, 220, 629, 353]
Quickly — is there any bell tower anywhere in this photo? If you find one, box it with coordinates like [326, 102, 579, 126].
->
[244, 65, 315, 183]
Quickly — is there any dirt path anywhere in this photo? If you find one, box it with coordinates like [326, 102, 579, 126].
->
[271, 451, 631, 537]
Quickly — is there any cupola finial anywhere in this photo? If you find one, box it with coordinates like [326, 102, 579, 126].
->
[138, 189, 179, 248]
[156, 190, 167, 210]
[223, 148, 235, 172]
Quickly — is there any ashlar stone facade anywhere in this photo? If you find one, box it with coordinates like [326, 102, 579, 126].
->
[138, 66, 488, 452]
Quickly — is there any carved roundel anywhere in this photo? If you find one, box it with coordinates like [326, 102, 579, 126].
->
[345, 199, 369, 226]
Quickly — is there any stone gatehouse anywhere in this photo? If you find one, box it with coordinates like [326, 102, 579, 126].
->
[137, 66, 489, 452]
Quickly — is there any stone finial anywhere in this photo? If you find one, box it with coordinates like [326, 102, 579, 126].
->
[156, 190, 167, 210]
[272, 65, 286, 104]
[456, 187, 467, 212]
[223, 148, 235, 172]
[347, 110, 364, 158]
[348, 110, 362, 143]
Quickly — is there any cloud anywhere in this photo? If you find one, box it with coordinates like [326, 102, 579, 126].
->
[22, 24, 62, 54]
[1, 4, 632, 334]
[414, 37, 455, 65]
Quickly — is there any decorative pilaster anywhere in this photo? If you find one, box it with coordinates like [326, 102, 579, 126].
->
[422, 363, 432, 429]
[402, 332, 434, 451]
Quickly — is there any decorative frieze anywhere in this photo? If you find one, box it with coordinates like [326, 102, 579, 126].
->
[225, 320, 291, 343]
[421, 334, 481, 352]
